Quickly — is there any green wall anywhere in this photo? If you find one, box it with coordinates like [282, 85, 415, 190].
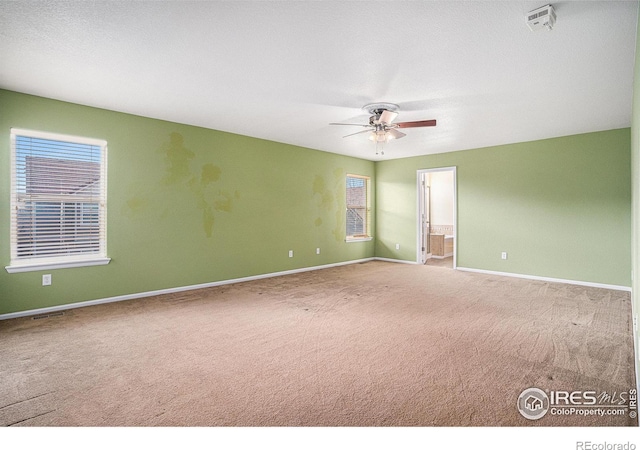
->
[376, 129, 631, 288]
[0, 90, 375, 315]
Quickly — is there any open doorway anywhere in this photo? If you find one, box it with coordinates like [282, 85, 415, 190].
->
[417, 167, 457, 268]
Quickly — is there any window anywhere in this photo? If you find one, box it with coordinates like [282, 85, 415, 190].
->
[346, 174, 372, 241]
[6, 129, 109, 273]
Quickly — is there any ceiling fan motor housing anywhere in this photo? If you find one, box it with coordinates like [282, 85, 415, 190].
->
[369, 115, 383, 126]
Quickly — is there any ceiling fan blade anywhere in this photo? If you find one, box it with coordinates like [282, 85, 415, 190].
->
[343, 129, 373, 138]
[395, 119, 437, 128]
[386, 128, 406, 140]
[329, 122, 370, 127]
[379, 110, 398, 125]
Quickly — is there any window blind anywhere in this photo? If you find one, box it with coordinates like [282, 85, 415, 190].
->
[346, 174, 371, 239]
[10, 129, 107, 267]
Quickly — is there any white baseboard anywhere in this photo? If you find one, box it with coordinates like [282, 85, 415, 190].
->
[4, 258, 630, 321]
[456, 266, 632, 292]
[0, 258, 375, 321]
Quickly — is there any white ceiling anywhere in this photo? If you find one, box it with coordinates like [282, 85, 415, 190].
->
[0, 1, 637, 161]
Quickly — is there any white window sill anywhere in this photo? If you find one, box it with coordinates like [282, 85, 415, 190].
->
[346, 237, 373, 243]
[5, 257, 111, 273]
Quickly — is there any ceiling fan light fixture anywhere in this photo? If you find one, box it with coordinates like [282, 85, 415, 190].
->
[369, 130, 388, 142]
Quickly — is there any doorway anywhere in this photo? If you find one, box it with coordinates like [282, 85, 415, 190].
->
[417, 167, 457, 268]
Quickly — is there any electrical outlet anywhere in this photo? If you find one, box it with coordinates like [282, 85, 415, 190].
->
[501, 252, 508, 260]
[42, 274, 52, 286]
[316, 248, 320, 255]
[288, 250, 293, 258]
[634, 315, 638, 332]
[395, 244, 400, 250]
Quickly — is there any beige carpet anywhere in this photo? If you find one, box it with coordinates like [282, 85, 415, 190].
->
[0, 261, 636, 426]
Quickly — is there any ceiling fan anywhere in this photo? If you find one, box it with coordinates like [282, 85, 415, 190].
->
[330, 102, 436, 155]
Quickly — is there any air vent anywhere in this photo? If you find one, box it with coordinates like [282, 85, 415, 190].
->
[32, 311, 65, 320]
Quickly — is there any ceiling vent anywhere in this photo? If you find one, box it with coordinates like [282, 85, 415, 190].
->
[526, 4, 556, 31]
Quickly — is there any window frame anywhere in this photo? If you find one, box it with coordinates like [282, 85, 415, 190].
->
[5, 128, 110, 273]
[345, 174, 372, 242]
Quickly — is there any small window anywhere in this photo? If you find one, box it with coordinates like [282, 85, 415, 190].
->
[6, 129, 109, 273]
[346, 174, 372, 241]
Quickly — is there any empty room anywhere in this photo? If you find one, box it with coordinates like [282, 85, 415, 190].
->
[1, 0, 639, 440]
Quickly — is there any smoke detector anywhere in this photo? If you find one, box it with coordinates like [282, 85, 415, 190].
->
[526, 4, 556, 31]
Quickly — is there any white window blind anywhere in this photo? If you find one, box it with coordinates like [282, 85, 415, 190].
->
[346, 174, 371, 240]
[8, 128, 108, 271]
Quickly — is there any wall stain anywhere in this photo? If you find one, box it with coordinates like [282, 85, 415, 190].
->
[213, 190, 237, 213]
[203, 207, 215, 238]
[332, 168, 346, 241]
[143, 132, 241, 238]
[201, 163, 222, 185]
[161, 132, 195, 185]
[312, 169, 345, 240]
[312, 175, 325, 195]
[122, 183, 151, 218]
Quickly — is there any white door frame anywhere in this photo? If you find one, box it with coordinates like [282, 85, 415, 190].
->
[416, 167, 457, 267]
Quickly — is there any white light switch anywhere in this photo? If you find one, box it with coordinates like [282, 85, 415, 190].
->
[42, 274, 52, 286]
